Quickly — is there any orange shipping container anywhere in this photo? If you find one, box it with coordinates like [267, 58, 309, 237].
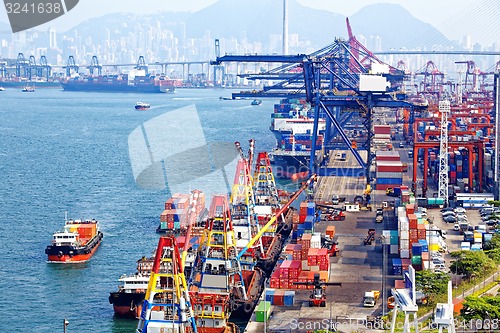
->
[326, 225, 336, 238]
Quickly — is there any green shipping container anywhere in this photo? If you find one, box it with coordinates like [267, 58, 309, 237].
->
[411, 255, 422, 264]
[427, 198, 436, 205]
[255, 301, 271, 322]
[160, 222, 168, 230]
[435, 198, 445, 205]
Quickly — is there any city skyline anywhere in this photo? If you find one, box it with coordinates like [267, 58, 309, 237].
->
[0, 0, 495, 46]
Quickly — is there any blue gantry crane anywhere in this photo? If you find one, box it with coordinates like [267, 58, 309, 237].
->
[211, 18, 426, 187]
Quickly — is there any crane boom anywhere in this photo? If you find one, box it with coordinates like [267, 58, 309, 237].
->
[236, 174, 317, 259]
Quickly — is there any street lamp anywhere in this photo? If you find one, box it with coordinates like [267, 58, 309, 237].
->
[63, 319, 69, 333]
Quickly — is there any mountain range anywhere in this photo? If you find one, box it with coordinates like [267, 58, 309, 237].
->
[0, 1, 456, 56]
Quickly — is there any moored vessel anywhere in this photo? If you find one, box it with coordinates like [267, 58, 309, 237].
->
[271, 98, 326, 179]
[61, 72, 180, 93]
[109, 257, 153, 318]
[45, 218, 103, 263]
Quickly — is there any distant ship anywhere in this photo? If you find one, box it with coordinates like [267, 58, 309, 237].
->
[45, 218, 103, 263]
[0, 79, 61, 88]
[61, 73, 181, 93]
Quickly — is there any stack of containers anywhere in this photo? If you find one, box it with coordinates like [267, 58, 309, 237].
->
[375, 159, 404, 190]
[295, 201, 316, 237]
[373, 125, 392, 149]
[159, 191, 206, 232]
[284, 243, 303, 260]
[399, 215, 410, 258]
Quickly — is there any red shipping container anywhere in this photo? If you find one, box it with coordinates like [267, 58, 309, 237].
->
[409, 219, 418, 230]
[401, 259, 411, 270]
[165, 198, 175, 210]
[307, 248, 319, 266]
[319, 261, 330, 271]
[274, 290, 285, 306]
[375, 184, 398, 191]
[288, 260, 302, 278]
[406, 205, 415, 215]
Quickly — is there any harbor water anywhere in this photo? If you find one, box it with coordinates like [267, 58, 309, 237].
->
[0, 88, 280, 332]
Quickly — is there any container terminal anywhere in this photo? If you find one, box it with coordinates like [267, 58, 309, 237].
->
[106, 15, 500, 333]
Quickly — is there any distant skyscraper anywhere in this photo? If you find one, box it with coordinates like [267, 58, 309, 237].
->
[463, 34, 472, 50]
[49, 27, 57, 49]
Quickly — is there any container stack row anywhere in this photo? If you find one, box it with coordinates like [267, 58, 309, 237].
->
[397, 204, 428, 271]
[375, 150, 403, 190]
[270, 244, 331, 290]
[292, 201, 318, 239]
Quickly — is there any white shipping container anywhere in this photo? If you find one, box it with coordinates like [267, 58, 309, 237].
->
[400, 249, 410, 258]
[399, 219, 409, 231]
[310, 234, 322, 249]
[397, 207, 406, 217]
[390, 244, 399, 254]
[400, 239, 410, 250]
[400, 230, 409, 240]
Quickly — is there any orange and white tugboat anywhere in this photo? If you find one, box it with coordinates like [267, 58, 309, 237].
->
[45, 217, 103, 263]
[136, 236, 198, 333]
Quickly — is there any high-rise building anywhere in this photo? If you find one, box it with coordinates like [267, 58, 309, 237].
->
[49, 27, 57, 49]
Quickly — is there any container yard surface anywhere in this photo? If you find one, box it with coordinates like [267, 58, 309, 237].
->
[245, 191, 388, 332]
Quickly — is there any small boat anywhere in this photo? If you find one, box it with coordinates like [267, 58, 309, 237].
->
[22, 86, 35, 92]
[135, 102, 150, 110]
[251, 99, 262, 105]
[45, 217, 103, 263]
[0, 87, 5, 91]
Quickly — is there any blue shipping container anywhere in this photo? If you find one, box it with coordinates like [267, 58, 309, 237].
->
[376, 177, 403, 185]
[284, 290, 295, 306]
[412, 243, 422, 256]
[265, 289, 275, 303]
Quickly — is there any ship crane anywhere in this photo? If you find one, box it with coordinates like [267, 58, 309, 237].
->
[88, 55, 102, 76]
[63, 56, 79, 77]
[15, 53, 29, 78]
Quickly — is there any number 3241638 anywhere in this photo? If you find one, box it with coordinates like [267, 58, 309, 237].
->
[5, 2, 62, 14]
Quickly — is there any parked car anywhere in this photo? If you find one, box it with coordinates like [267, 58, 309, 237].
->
[453, 223, 460, 231]
[441, 207, 454, 213]
[442, 211, 456, 217]
[443, 216, 457, 223]
[454, 207, 466, 214]
[486, 219, 500, 226]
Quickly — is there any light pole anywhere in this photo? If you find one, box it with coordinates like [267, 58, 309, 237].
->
[63, 319, 69, 333]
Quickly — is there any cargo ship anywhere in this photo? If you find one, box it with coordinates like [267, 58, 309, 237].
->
[271, 98, 326, 179]
[45, 218, 103, 263]
[109, 257, 153, 318]
[61, 71, 181, 93]
[0, 78, 61, 88]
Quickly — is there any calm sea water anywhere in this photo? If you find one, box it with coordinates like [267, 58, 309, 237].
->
[0, 87, 280, 333]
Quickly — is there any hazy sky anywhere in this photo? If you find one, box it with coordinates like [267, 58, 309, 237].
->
[0, 0, 494, 45]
